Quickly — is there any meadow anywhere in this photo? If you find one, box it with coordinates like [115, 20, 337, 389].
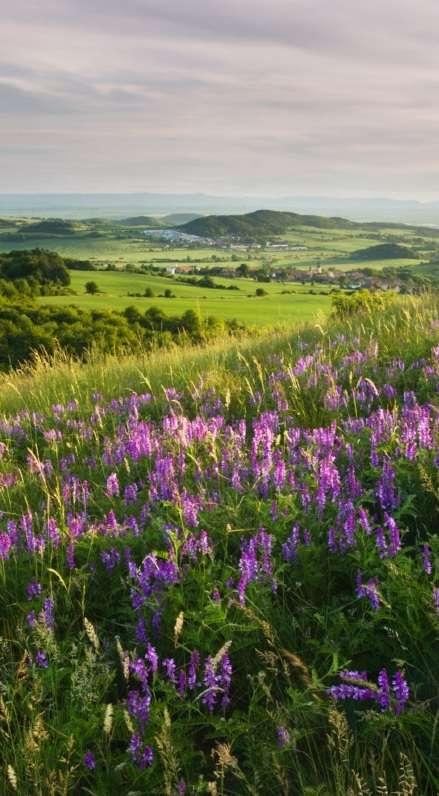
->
[38, 270, 332, 325]
[0, 297, 438, 794]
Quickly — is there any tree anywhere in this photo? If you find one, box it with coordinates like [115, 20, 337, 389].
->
[0, 248, 70, 286]
[236, 263, 250, 277]
[144, 287, 154, 297]
[255, 287, 268, 296]
[85, 281, 99, 295]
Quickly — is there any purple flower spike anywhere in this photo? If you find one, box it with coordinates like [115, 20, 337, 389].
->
[422, 544, 432, 575]
[355, 572, 381, 610]
[392, 671, 409, 714]
[106, 472, 120, 498]
[276, 726, 290, 748]
[35, 650, 49, 668]
[377, 668, 391, 710]
[26, 581, 42, 600]
[83, 751, 96, 770]
[128, 733, 154, 768]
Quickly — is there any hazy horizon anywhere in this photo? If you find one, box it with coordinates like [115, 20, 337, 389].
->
[2, 1, 439, 199]
[2, 191, 439, 224]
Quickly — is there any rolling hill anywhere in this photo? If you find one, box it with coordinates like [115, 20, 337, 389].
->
[117, 215, 163, 227]
[18, 218, 80, 235]
[178, 209, 362, 239]
[351, 242, 417, 260]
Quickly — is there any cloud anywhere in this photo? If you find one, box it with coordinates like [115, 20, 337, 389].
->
[0, 1, 438, 196]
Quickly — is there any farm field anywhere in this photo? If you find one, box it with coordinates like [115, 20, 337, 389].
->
[2, 210, 436, 332]
[0, 298, 438, 793]
[38, 270, 332, 325]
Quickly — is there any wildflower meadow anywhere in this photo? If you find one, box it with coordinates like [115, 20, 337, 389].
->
[0, 300, 438, 794]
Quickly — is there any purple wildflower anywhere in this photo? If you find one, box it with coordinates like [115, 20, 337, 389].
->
[66, 541, 76, 570]
[392, 671, 409, 714]
[128, 734, 154, 768]
[27, 611, 36, 628]
[188, 650, 200, 690]
[39, 598, 55, 630]
[276, 726, 290, 748]
[101, 547, 121, 571]
[218, 652, 233, 710]
[376, 459, 399, 512]
[124, 483, 138, 505]
[237, 529, 274, 604]
[35, 650, 49, 668]
[26, 581, 42, 600]
[126, 689, 151, 729]
[83, 751, 96, 770]
[355, 572, 381, 610]
[202, 656, 218, 712]
[163, 657, 177, 684]
[384, 513, 402, 557]
[46, 517, 61, 547]
[145, 642, 159, 674]
[106, 472, 120, 498]
[377, 668, 391, 710]
[282, 524, 300, 562]
[422, 544, 432, 575]
[0, 533, 12, 560]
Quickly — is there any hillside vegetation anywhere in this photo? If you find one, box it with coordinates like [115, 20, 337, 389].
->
[17, 219, 81, 235]
[351, 243, 417, 261]
[118, 216, 162, 227]
[0, 298, 438, 794]
[179, 209, 359, 238]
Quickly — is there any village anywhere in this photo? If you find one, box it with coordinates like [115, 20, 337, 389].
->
[154, 260, 428, 294]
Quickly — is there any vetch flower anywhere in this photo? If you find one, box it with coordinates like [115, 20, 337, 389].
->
[83, 751, 96, 770]
[355, 572, 381, 610]
[35, 650, 49, 668]
[276, 726, 290, 748]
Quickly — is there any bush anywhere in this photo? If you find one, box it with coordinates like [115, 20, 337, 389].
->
[0, 248, 70, 285]
[332, 289, 397, 318]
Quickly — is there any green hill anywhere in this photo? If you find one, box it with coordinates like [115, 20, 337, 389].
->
[18, 218, 80, 235]
[117, 215, 163, 227]
[162, 213, 202, 226]
[351, 242, 417, 260]
[179, 208, 359, 238]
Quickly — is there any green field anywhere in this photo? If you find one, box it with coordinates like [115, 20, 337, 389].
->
[2, 212, 438, 327]
[39, 270, 331, 325]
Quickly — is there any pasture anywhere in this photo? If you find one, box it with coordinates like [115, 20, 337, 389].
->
[38, 270, 332, 325]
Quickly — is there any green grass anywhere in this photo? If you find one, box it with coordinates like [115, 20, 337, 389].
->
[0, 297, 438, 793]
[38, 270, 332, 325]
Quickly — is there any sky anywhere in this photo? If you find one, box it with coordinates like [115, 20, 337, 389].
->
[1, 0, 439, 198]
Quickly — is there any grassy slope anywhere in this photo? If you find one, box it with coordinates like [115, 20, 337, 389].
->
[0, 298, 438, 793]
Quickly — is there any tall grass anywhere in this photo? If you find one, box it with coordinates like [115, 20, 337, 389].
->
[0, 295, 438, 794]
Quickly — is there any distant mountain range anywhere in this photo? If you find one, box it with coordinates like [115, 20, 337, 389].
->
[1, 193, 439, 225]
